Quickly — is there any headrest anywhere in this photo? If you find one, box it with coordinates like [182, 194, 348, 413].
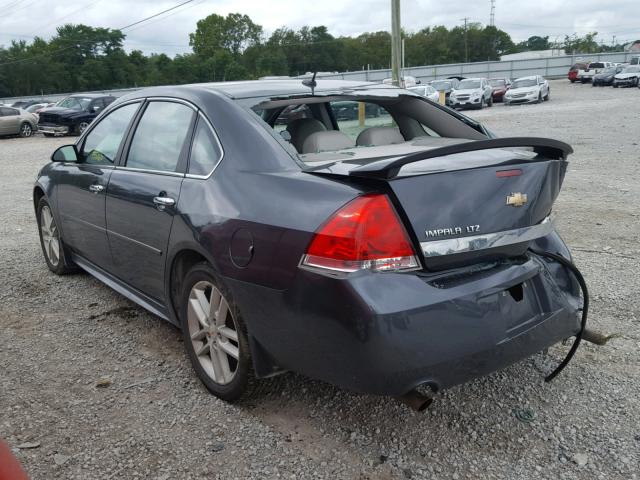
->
[302, 131, 356, 154]
[286, 118, 326, 153]
[356, 126, 404, 146]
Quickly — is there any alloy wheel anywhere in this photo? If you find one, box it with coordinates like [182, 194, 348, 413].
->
[20, 123, 32, 137]
[78, 122, 90, 134]
[40, 206, 60, 267]
[187, 281, 240, 385]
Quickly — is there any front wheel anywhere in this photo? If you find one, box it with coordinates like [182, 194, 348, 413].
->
[76, 122, 90, 135]
[545, 89, 550, 101]
[478, 98, 485, 110]
[537, 92, 543, 103]
[179, 263, 258, 402]
[37, 198, 75, 274]
[488, 95, 494, 107]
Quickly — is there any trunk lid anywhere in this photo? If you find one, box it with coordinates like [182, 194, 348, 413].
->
[306, 137, 571, 270]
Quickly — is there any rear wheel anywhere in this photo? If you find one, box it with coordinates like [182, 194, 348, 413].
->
[19, 123, 33, 138]
[179, 263, 257, 402]
[37, 198, 75, 274]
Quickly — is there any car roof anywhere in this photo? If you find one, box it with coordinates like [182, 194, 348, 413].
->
[69, 93, 114, 98]
[514, 75, 538, 81]
[182, 79, 394, 100]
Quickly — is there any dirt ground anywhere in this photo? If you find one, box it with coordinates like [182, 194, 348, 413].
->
[0, 79, 638, 479]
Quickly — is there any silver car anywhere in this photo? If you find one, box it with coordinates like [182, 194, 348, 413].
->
[0, 106, 38, 137]
[449, 78, 493, 109]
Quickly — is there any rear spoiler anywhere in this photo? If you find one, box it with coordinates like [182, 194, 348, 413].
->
[349, 137, 573, 179]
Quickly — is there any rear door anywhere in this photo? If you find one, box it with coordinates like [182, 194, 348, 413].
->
[0, 107, 20, 134]
[56, 101, 142, 270]
[105, 99, 196, 300]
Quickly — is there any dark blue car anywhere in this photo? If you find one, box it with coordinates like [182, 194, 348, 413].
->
[34, 80, 583, 409]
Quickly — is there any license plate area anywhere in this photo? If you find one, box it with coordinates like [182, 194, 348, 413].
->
[501, 278, 544, 337]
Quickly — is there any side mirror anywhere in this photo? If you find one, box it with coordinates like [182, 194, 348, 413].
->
[51, 144, 79, 163]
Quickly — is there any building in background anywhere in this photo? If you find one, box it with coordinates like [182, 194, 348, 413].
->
[500, 49, 566, 61]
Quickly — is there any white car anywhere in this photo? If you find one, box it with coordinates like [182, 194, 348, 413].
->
[408, 85, 440, 102]
[449, 78, 493, 109]
[578, 62, 614, 83]
[613, 66, 640, 87]
[504, 76, 550, 105]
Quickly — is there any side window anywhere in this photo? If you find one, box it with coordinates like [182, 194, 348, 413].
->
[82, 102, 140, 165]
[329, 101, 394, 141]
[126, 101, 194, 173]
[90, 99, 105, 114]
[1, 107, 18, 116]
[188, 117, 223, 176]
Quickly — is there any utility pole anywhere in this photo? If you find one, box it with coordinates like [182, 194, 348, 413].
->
[391, 0, 402, 87]
[489, 0, 495, 27]
[461, 17, 470, 63]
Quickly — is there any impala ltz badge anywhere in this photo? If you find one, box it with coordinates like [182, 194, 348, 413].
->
[506, 192, 528, 207]
[426, 224, 480, 238]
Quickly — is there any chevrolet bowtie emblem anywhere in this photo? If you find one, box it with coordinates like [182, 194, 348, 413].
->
[506, 192, 528, 207]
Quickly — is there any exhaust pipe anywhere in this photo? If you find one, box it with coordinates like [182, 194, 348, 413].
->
[397, 389, 433, 412]
[581, 328, 618, 346]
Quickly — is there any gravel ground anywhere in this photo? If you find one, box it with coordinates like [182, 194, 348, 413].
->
[1, 79, 638, 479]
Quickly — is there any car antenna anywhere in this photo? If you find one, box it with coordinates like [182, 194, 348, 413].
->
[302, 72, 317, 95]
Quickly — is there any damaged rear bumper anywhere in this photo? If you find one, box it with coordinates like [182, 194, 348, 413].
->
[229, 237, 581, 396]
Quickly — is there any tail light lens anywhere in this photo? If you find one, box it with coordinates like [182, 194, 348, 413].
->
[301, 194, 420, 273]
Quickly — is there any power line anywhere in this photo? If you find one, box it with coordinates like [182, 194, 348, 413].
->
[29, 1, 103, 35]
[118, 0, 196, 31]
[123, 0, 207, 34]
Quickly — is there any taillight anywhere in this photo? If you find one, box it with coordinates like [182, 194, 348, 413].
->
[301, 194, 420, 273]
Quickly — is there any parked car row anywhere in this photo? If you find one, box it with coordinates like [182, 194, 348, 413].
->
[414, 75, 549, 109]
[568, 57, 640, 88]
[0, 94, 115, 138]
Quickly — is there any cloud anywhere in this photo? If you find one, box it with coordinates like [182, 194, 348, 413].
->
[1, 0, 638, 56]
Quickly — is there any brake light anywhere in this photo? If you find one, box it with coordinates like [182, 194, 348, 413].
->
[301, 194, 420, 273]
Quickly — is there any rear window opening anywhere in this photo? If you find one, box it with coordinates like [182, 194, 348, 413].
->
[507, 283, 525, 302]
[249, 91, 489, 165]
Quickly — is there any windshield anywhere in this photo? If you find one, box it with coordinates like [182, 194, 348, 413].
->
[589, 63, 604, 69]
[489, 79, 506, 87]
[622, 66, 640, 73]
[57, 96, 92, 110]
[430, 81, 452, 90]
[512, 79, 537, 88]
[457, 80, 481, 89]
[601, 67, 617, 74]
[25, 104, 42, 112]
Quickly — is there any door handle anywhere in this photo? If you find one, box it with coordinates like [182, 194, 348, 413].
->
[153, 196, 175, 209]
[89, 184, 104, 193]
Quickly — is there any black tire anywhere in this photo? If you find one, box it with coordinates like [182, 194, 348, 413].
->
[545, 89, 550, 101]
[537, 92, 543, 103]
[613, 83, 618, 88]
[478, 98, 485, 110]
[36, 198, 76, 274]
[488, 95, 494, 107]
[19, 122, 33, 138]
[570, 79, 575, 83]
[179, 262, 258, 402]
[580, 79, 586, 84]
[43, 133, 55, 137]
[634, 78, 639, 87]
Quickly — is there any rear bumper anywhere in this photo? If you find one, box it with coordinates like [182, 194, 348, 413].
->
[230, 250, 581, 396]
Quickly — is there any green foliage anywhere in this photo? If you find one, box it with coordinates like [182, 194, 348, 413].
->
[0, 16, 627, 97]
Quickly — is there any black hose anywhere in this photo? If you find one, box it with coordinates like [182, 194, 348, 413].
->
[528, 248, 589, 382]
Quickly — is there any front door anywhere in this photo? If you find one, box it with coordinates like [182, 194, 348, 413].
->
[106, 100, 195, 300]
[56, 101, 142, 270]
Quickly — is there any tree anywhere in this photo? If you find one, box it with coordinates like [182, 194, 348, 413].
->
[189, 13, 262, 58]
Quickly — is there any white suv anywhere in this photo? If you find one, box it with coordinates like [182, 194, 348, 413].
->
[449, 78, 493, 110]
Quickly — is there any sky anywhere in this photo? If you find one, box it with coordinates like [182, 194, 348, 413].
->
[1, 0, 638, 57]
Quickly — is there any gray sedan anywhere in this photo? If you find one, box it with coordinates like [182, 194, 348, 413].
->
[0, 106, 38, 137]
